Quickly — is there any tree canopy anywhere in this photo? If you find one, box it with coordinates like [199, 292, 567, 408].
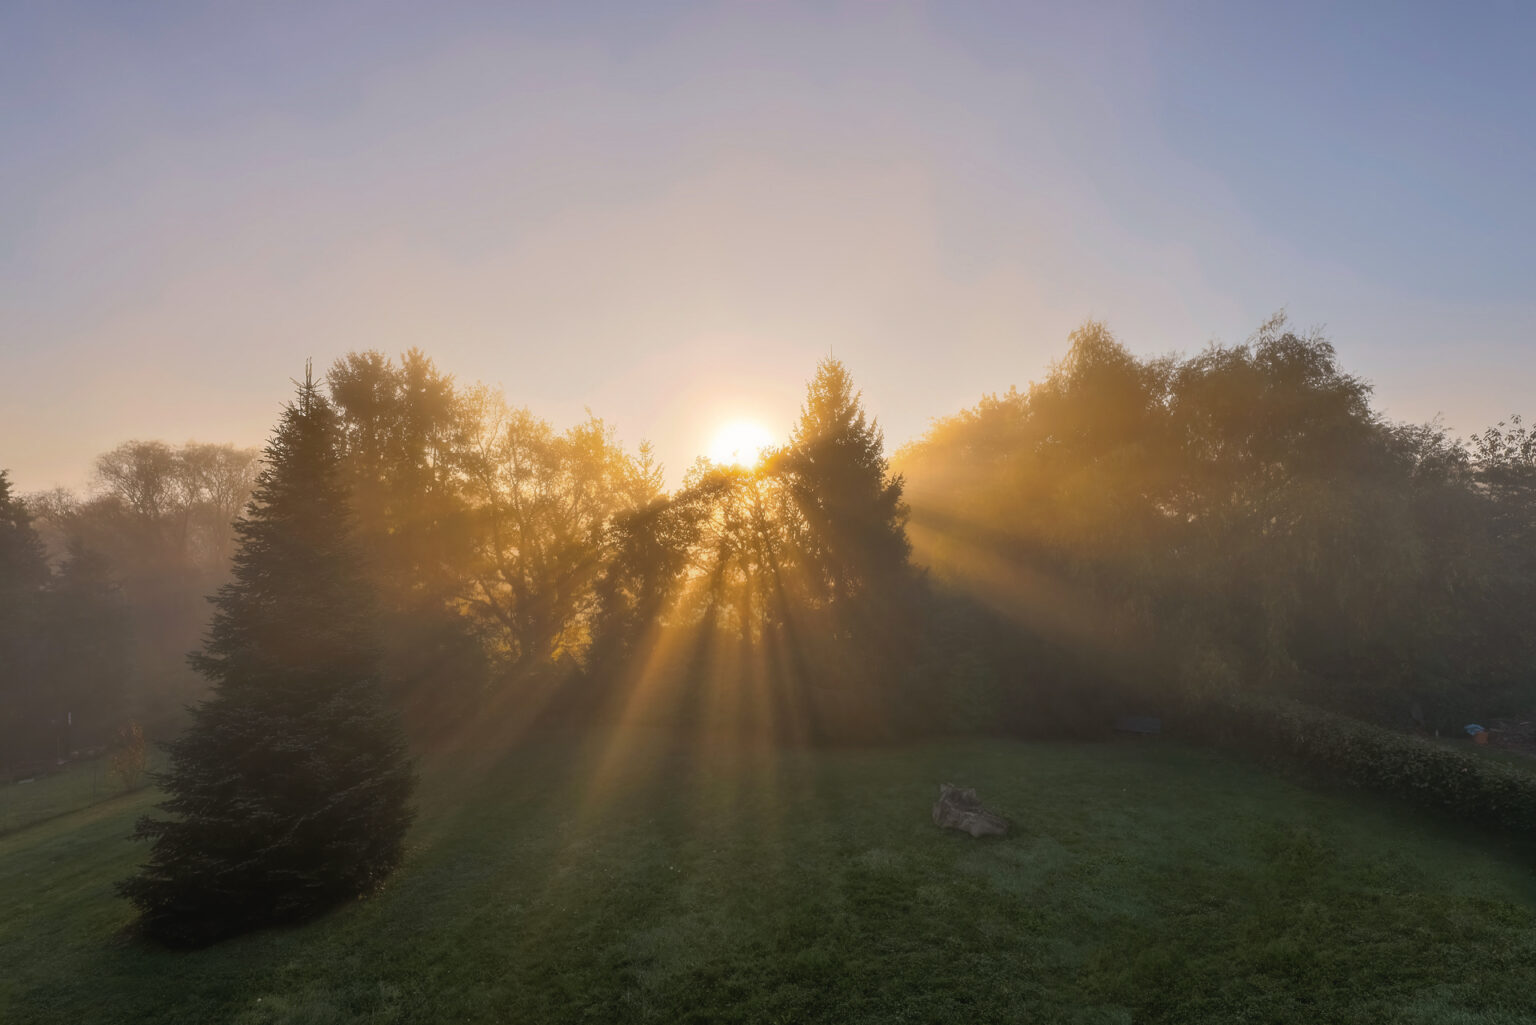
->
[13, 319, 1536, 764]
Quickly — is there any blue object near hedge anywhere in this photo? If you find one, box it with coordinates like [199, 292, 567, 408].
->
[1465, 724, 1486, 735]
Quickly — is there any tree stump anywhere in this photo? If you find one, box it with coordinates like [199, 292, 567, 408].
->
[932, 783, 1008, 837]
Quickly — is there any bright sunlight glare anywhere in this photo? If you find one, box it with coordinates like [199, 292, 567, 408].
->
[707, 419, 776, 467]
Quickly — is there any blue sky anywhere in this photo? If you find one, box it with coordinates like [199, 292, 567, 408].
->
[3, 1, 1534, 491]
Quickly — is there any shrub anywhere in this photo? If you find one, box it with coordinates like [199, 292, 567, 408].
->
[110, 721, 147, 792]
[1184, 693, 1536, 839]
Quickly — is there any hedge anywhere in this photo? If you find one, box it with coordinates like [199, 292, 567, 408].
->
[1182, 693, 1536, 839]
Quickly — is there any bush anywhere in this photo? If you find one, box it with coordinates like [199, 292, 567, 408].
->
[110, 721, 147, 792]
[1184, 693, 1536, 839]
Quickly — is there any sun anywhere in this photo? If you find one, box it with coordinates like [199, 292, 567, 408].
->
[707, 418, 775, 467]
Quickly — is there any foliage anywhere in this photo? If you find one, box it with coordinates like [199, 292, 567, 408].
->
[458, 386, 660, 674]
[588, 475, 723, 669]
[0, 471, 52, 772]
[23, 318, 1536, 753]
[41, 541, 131, 753]
[327, 349, 468, 599]
[774, 357, 911, 605]
[896, 315, 1536, 728]
[1184, 693, 1536, 839]
[24, 441, 259, 737]
[522, 358, 921, 742]
[117, 372, 416, 946]
[85, 439, 260, 578]
[109, 722, 148, 792]
[0, 473, 132, 770]
[327, 350, 488, 730]
[0, 471, 49, 586]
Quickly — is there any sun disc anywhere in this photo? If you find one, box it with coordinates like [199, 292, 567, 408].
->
[708, 419, 774, 467]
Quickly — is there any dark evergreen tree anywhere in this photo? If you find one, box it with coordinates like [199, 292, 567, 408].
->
[43, 540, 130, 756]
[775, 358, 911, 605]
[0, 470, 49, 585]
[770, 360, 917, 738]
[118, 370, 416, 946]
[0, 470, 52, 772]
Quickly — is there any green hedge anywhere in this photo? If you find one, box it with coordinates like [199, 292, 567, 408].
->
[1183, 694, 1536, 839]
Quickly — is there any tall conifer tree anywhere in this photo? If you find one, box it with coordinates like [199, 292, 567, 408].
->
[44, 540, 130, 754]
[778, 358, 911, 604]
[0, 471, 51, 770]
[119, 369, 415, 946]
[771, 360, 916, 738]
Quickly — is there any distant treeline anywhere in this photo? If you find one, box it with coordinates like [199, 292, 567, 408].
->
[4, 316, 1533, 768]
[2, 444, 258, 772]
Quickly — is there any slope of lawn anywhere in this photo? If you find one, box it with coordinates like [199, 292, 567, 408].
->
[3, 731, 1535, 1024]
[0, 753, 164, 837]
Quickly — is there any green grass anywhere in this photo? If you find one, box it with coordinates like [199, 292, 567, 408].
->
[0, 754, 161, 836]
[3, 733, 1536, 1024]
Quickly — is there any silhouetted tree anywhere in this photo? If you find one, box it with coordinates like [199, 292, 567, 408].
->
[768, 359, 916, 738]
[42, 540, 130, 756]
[775, 358, 911, 606]
[459, 389, 656, 675]
[895, 315, 1536, 731]
[30, 441, 259, 737]
[119, 370, 415, 946]
[0, 471, 51, 771]
[589, 476, 719, 669]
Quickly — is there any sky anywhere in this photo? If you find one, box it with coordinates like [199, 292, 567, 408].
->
[4, 0, 1535, 493]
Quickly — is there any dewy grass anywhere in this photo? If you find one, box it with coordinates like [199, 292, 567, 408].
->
[3, 734, 1535, 1024]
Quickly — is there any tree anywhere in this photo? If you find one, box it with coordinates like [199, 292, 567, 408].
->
[768, 359, 916, 738]
[36, 440, 261, 737]
[111, 721, 149, 791]
[0, 471, 51, 771]
[42, 540, 130, 756]
[589, 474, 719, 669]
[0, 470, 50, 593]
[118, 370, 416, 946]
[327, 350, 486, 729]
[459, 389, 656, 674]
[774, 358, 911, 607]
[90, 439, 259, 573]
[327, 348, 469, 605]
[893, 315, 1536, 730]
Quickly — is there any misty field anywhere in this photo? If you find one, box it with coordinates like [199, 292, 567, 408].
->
[2, 734, 1534, 1025]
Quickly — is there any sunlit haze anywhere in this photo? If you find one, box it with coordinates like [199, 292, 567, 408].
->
[10, 4, 1536, 1017]
[707, 419, 774, 468]
[3, 3, 1535, 492]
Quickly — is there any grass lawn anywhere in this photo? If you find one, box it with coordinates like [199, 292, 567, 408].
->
[0, 754, 161, 837]
[2, 732, 1535, 1024]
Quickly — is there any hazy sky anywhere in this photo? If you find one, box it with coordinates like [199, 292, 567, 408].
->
[4, 1, 1534, 493]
